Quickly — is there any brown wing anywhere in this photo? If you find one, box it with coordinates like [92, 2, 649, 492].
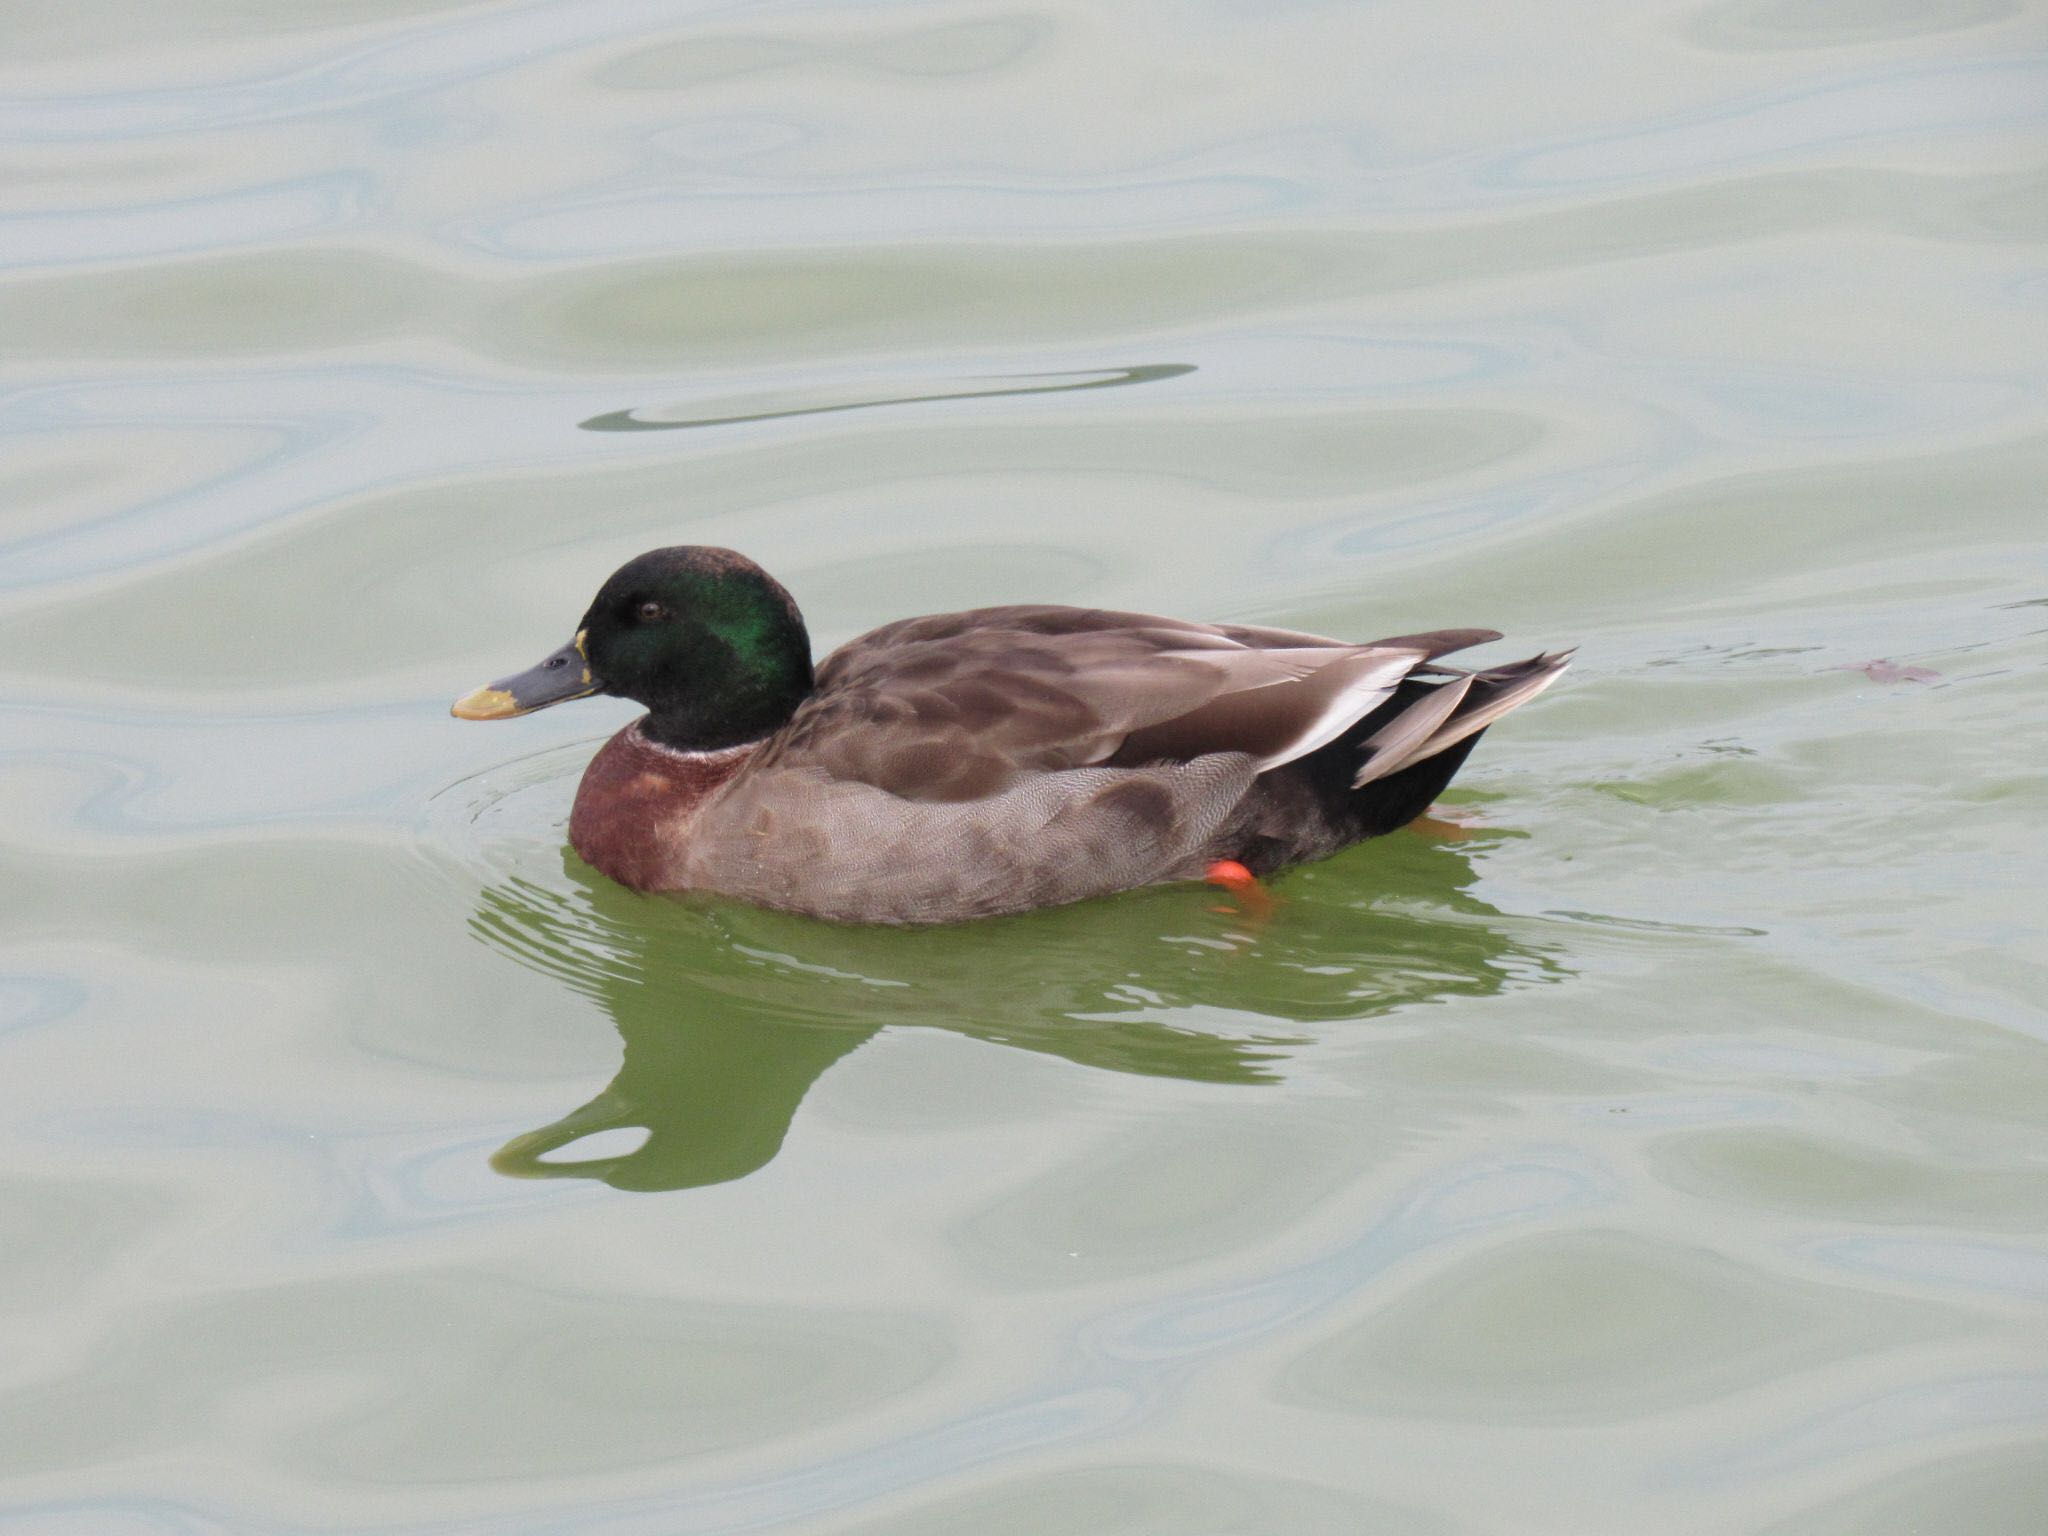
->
[775, 604, 1433, 802]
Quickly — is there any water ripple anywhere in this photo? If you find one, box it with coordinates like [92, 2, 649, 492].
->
[579, 363, 1195, 431]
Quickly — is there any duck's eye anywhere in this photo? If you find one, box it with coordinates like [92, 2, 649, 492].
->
[637, 600, 667, 623]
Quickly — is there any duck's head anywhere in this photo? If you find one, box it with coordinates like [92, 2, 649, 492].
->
[452, 546, 814, 750]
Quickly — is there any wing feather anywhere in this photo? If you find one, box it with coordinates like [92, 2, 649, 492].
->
[792, 606, 1437, 800]
[789, 604, 1546, 806]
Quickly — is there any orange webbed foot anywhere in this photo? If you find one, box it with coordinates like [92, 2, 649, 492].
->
[1204, 859, 1276, 923]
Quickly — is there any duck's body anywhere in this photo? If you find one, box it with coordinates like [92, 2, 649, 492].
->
[456, 550, 1569, 925]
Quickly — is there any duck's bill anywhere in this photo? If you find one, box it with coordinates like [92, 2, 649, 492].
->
[451, 635, 600, 720]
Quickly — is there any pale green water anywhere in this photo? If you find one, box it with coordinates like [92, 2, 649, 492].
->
[4, 1, 2047, 1531]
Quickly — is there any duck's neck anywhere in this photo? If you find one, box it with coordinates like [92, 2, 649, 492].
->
[639, 688, 803, 751]
[632, 635, 812, 752]
[568, 721, 759, 891]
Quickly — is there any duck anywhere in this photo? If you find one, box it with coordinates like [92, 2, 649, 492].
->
[452, 546, 1570, 924]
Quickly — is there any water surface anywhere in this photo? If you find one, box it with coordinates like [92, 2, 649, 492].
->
[3, 1, 2046, 1531]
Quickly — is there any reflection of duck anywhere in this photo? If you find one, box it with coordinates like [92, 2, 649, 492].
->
[453, 546, 1570, 923]
[485, 831, 1561, 1192]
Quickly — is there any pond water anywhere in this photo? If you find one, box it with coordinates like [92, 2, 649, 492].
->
[4, 1, 2046, 1531]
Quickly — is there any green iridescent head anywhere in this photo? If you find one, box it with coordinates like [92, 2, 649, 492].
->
[453, 546, 815, 750]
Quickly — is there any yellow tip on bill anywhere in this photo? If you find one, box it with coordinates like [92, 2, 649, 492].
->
[450, 686, 521, 720]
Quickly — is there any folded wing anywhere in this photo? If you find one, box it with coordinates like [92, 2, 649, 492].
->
[800, 606, 1494, 801]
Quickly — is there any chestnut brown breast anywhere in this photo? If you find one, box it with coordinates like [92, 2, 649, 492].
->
[567, 724, 756, 891]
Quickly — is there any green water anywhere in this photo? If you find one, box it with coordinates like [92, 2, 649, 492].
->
[4, 2, 2047, 1531]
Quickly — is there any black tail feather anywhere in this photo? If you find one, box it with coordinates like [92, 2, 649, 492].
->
[1289, 677, 1488, 839]
[1349, 728, 1484, 836]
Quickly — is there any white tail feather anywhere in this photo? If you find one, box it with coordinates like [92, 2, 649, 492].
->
[1351, 673, 1473, 787]
[1252, 649, 1423, 772]
[1404, 652, 1572, 767]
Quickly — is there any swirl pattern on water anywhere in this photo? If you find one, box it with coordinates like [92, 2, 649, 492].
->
[2, 0, 2045, 1530]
